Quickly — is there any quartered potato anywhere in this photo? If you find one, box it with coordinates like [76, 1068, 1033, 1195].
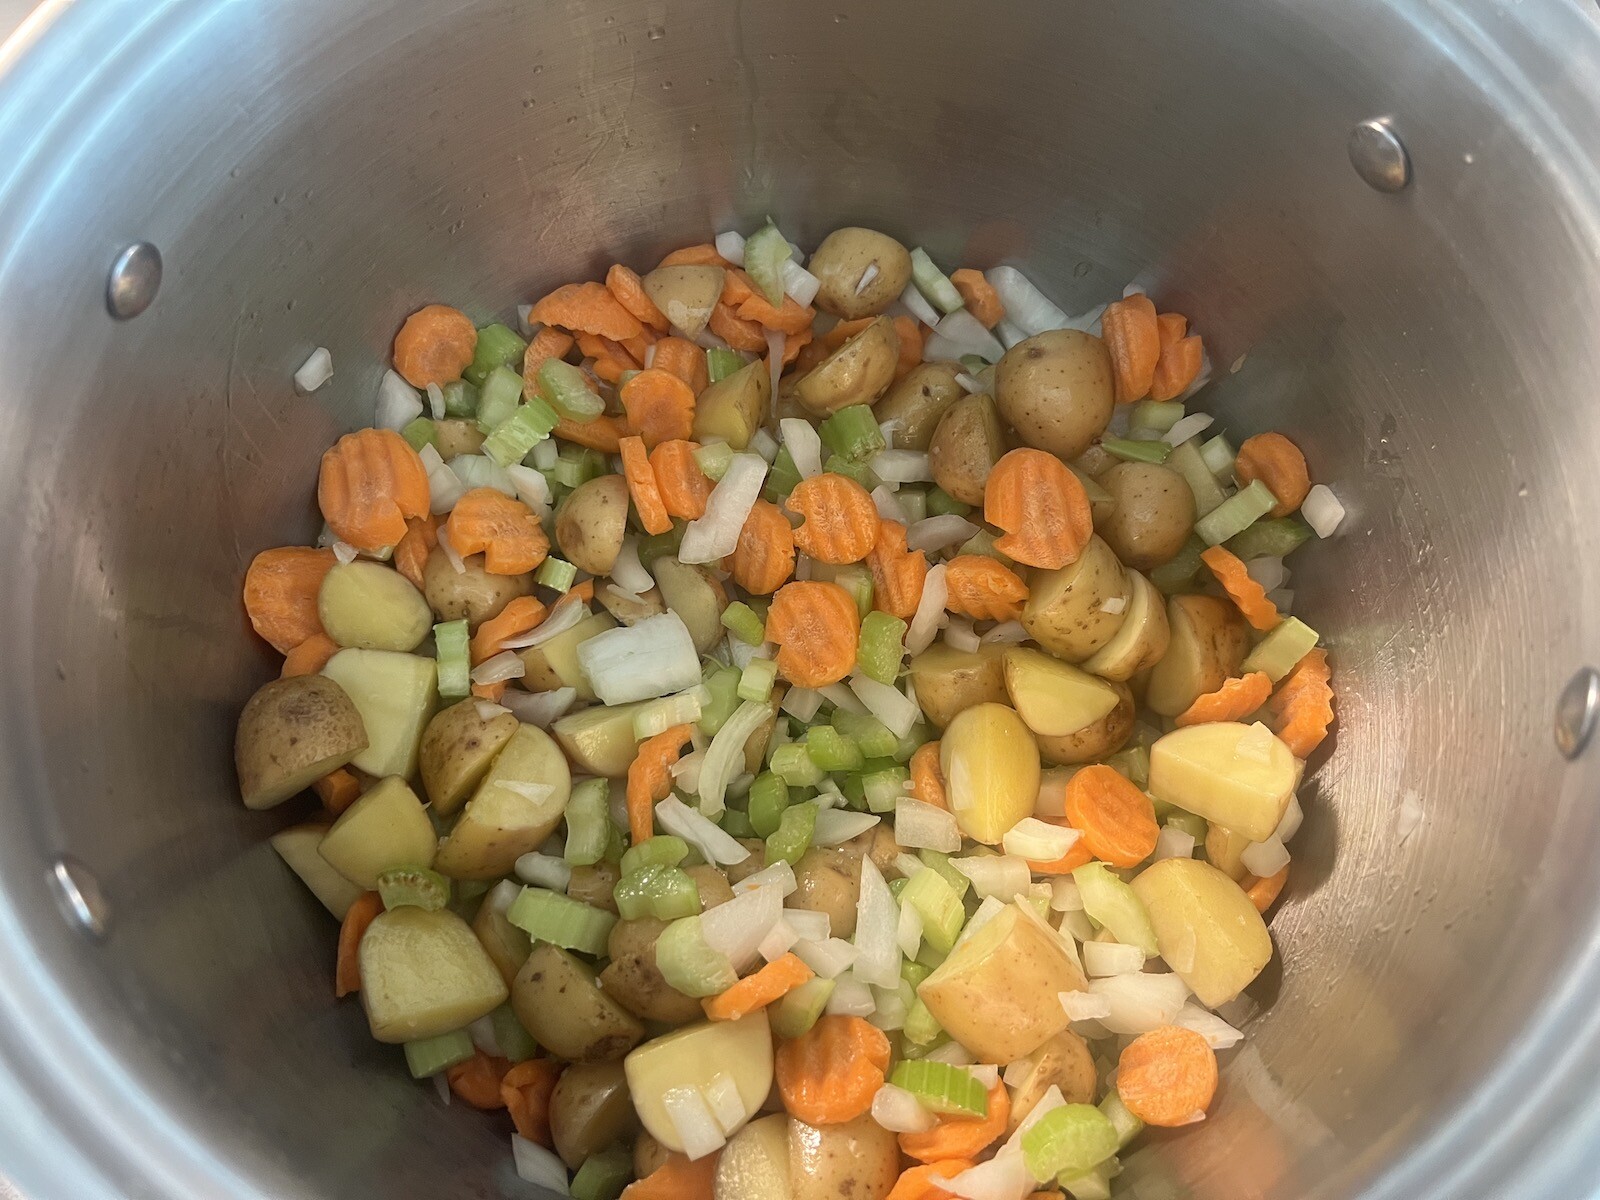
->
[550, 1060, 639, 1168]
[1148, 721, 1297, 841]
[807, 227, 912, 319]
[1003, 646, 1122, 737]
[1034, 679, 1135, 766]
[1081, 569, 1170, 681]
[624, 1012, 774, 1153]
[514, 943, 645, 1062]
[907, 641, 1009, 730]
[472, 891, 532, 987]
[1132, 857, 1273, 1007]
[520, 611, 616, 700]
[432, 418, 485, 460]
[941, 703, 1040, 845]
[716, 1114, 793, 1200]
[1204, 822, 1252, 882]
[693, 359, 771, 449]
[1006, 1028, 1098, 1132]
[928, 391, 1007, 506]
[359, 907, 508, 1043]
[600, 916, 707, 1024]
[317, 560, 433, 652]
[788, 1113, 899, 1200]
[652, 557, 727, 654]
[1145, 594, 1251, 717]
[418, 699, 520, 816]
[422, 547, 534, 631]
[234, 674, 368, 810]
[321, 648, 439, 779]
[551, 702, 645, 777]
[434, 724, 572, 879]
[642, 264, 726, 338]
[269, 821, 365, 919]
[555, 475, 630, 576]
[795, 316, 899, 416]
[1020, 535, 1131, 662]
[872, 362, 965, 451]
[318, 775, 437, 888]
[789, 847, 865, 939]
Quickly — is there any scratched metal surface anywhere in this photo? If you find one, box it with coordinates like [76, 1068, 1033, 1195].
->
[0, 0, 1597, 1198]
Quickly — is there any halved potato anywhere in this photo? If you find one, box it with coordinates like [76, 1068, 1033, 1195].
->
[941, 703, 1040, 845]
[1003, 647, 1122, 737]
[1147, 721, 1296, 841]
[317, 560, 432, 652]
[643, 264, 725, 338]
[716, 1114, 793, 1200]
[321, 648, 439, 779]
[1005, 1028, 1097, 1132]
[1034, 680, 1135, 766]
[418, 699, 520, 816]
[1081, 569, 1170, 681]
[359, 907, 508, 1043]
[1020, 536, 1131, 662]
[514, 943, 646, 1062]
[693, 360, 771, 449]
[551, 702, 646, 777]
[1204, 822, 1251, 882]
[789, 1113, 900, 1200]
[434, 724, 572, 879]
[625, 1011, 774, 1153]
[269, 821, 365, 919]
[555, 476, 630, 577]
[1131, 857, 1273, 1007]
[872, 362, 965, 452]
[1144, 594, 1250, 718]
[550, 1061, 640, 1169]
[907, 642, 1009, 730]
[597, 585, 667, 626]
[472, 890, 532, 986]
[519, 611, 616, 701]
[795, 316, 899, 416]
[235, 675, 368, 810]
[653, 557, 727, 654]
[317, 776, 437, 888]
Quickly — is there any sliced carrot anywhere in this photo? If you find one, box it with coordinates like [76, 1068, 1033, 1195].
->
[707, 303, 769, 353]
[553, 412, 630, 453]
[471, 680, 508, 703]
[893, 315, 924, 379]
[766, 581, 861, 689]
[1063, 764, 1160, 868]
[736, 289, 816, 335]
[1268, 648, 1334, 758]
[1101, 292, 1161, 404]
[607, 263, 670, 333]
[1151, 313, 1203, 403]
[703, 952, 815, 1021]
[1200, 545, 1281, 632]
[865, 518, 928, 620]
[621, 1150, 721, 1200]
[470, 595, 548, 665]
[627, 724, 694, 845]
[651, 336, 710, 396]
[530, 281, 644, 342]
[447, 488, 549, 575]
[620, 368, 697, 447]
[313, 767, 361, 816]
[909, 741, 946, 810]
[1156, 312, 1187, 343]
[619, 435, 673, 536]
[951, 269, 1005, 328]
[501, 1058, 562, 1146]
[1024, 832, 1095, 876]
[984, 447, 1094, 570]
[900, 1079, 1009, 1162]
[650, 439, 713, 520]
[394, 514, 439, 591]
[243, 546, 338, 653]
[577, 331, 640, 384]
[943, 555, 1029, 622]
[658, 243, 733, 269]
[392, 304, 477, 389]
[621, 328, 659, 367]
[783, 327, 814, 367]
[1246, 865, 1290, 913]
[522, 326, 576, 400]
[787, 473, 882, 565]
[1175, 671, 1273, 728]
[887, 1160, 976, 1200]
[281, 632, 340, 679]
[727, 499, 796, 594]
[1116, 1025, 1219, 1127]
[718, 268, 757, 307]
[1234, 432, 1311, 517]
[335, 891, 383, 998]
[318, 428, 433, 553]
[775, 1014, 891, 1126]
[447, 1051, 511, 1109]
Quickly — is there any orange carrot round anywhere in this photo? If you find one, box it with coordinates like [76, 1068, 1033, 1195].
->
[1234, 432, 1310, 517]
[787, 473, 881, 565]
[607, 263, 670, 332]
[658, 243, 733, 269]
[943, 555, 1029, 621]
[774, 1014, 891, 1126]
[708, 303, 768, 352]
[312, 767, 361, 816]
[650, 336, 710, 397]
[1200, 545, 1281, 632]
[783, 327, 815, 367]
[622, 1150, 721, 1200]
[627, 724, 694, 845]
[650, 439, 714, 520]
[702, 952, 815, 1021]
[621, 368, 697, 447]
[394, 514, 439, 591]
[1063, 764, 1160, 868]
[522, 327, 576, 399]
[893, 314, 924, 379]
[1175, 672, 1273, 728]
[1100, 293, 1161, 404]
[909, 741, 946, 810]
[244, 546, 338, 654]
[577, 332, 639, 384]
[470, 595, 548, 665]
[335, 891, 383, 998]
[392, 304, 477, 389]
[766, 581, 861, 688]
[1246, 865, 1290, 913]
[501, 1059, 563, 1146]
[727, 499, 796, 595]
[447, 488, 550, 575]
[984, 448, 1093, 569]
[281, 632, 340, 679]
[737, 289, 815, 335]
[1268, 648, 1333, 758]
[951, 269, 1005, 328]
[619, 435, 673, 536]
[317, 428, 433, 553]
[1116, 1025, 1219, 1127]
[447, 1051, 511, 1109]
[899, 1079, 1009, 1162]
[553, 412, 631, 453]
[1150, 312, 1204, 402]
[530, 281, 644, 342]
[887, 1160, 976, 1200]
[865, 518, 928, 620]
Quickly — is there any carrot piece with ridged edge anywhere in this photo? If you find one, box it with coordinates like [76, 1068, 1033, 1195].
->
[627, 724, 694, 845]
[887, 1160, 977, 1200]
[501, 1058, 562, 1146]
[1234, 432, 1311, 518]
[1101, 292, 1161, 404]
[703, 952, 815, 1021]
[899, 1078, 1009, 1162]
[865, 518, 928, 620]
[1268, 647, 1334, 758]
[280, 632, 340, 679]
[1063, 764, 1160, 868]
[621, 368, 696, 447]
[658, 243, 733, 269]
[1175, 671, 1273, 728]
[727, 499, 796, 595]
[1151, 311, 1204, 402]
[984, 447, 1093, 570]
[619, 435, 673, 536]
[909, 742, 946, 810]
[334, 891, 383, 998]
[244, 545, 338, 654]
[788, 472, 881, 565]
[552, 413, 630, 453]
[1200, 545, 1281, 632]
[521, 327, 576, 400]
[607, 263, 670, 333]
[775, 1014, 891, 1126]
[943, 555, 1028, 622]
[951, 269, 1005, 328]
[393, 304, 477, 389]
[394, 514, 439, 591]
[530, 281, 644, 342]
[447, 488, 549, 575]
[650, 439, 714, 520]
[313, 767, 361, 816]
[470, 595, 548, 665]
[650, 336, 710, 396]
[318, 428, 432, 553]
[447, 1051, 511, 1109]
[1246, 865, 1290, 913]
[621, 1150, 721, 1200]
[766, 580, 860, 688]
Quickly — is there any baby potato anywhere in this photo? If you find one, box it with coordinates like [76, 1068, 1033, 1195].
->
[716, 1113, 793, 1200]
[1147, 721, 1296, 842]
[1020, 535, 1131, 662]
[795, 316, 900, 416]
[652, 557, 727, 654]
[928, 392, 1008, 505]
[1131, 857, 1273, 1007]
[514, 943, 645, 1061]
[1034, 680, 1135, 766]
[1097, 462, 1197, 570]
[807, 227, 913, 319]
[1205, 822, 1251, 882]
[556, 475, 630, 576]
[422, 547, 533, 631]
[597, 584, 667, 626]
[234, 674, 368, 810]
[319, 648, 439, 780]
[1145, 594, 1250, 717]
[995, 329, 1115, 459]
[359, 907, 508, 1043]
[269, 821, 365, 919]
[1081, 569, 1170, 681]
[1005, 1028, 1098, 1133]
[789, 1112, 900, 1200]
[906, 641, 1009, 729]
[551, 701, 646, 777]
[433, 418, 485, 460]
[724, 841, 770, 885]
[600, 917, 705, 1024]
[634, 1133, 671, 1181]
[1003, 647, 1122, 737]
[418, 698, 520, 816]
[434, 724, 572, 879]
[550, 1060, 639, 1169]
[941, 703, 1040, 844]
[693, 359, 771, 449]
[625, 1013, 774, 1152]
[872, 362, 965, 451]
[520, 611, 617, 701]
[789, 847, 864, 939]
[317, 561, 433, 652]
[567, 861, 622, 913]
[317, 776, 437, 887]
[642, 264, 726, 338]
[472, 892, 532, 986]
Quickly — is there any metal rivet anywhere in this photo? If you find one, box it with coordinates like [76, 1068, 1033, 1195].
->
[1555, 667, 1600, 759]
[1348, 119, 1411, 193]
[49, 857, 109, 938]
[106, 241, 161, 320]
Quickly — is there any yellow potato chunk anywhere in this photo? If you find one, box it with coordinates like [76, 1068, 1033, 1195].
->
[624, 1011, 774, 1153]
[1147, 721, 1296, 841]
[317, 776, 437, 888]
[1130, 857, 1272, 1007]
[1003, 647, 1122, 737]
[940, 703, 1040, 845]
[358, 907, 508, 1043]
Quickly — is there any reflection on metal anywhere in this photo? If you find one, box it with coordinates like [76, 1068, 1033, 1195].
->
[1347, 119, 1411, 193]
[1555, 667, 1599, 759]
[105, 241, 160, 319]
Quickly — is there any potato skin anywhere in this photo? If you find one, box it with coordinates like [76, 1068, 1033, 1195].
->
[422, 547, 533, 631]
[513, 943, 645, 1061]
[549, 1060, 639, 1169]
[598, 868, 732, 1023]
[1020, 535, 1131, 662]
[872, 362, 965, 451]
[1145, 594, 1251, 717]
[808, 227, 913, 320]
[788, 1112, 900, 1200]
[795, 317, 900, 416]
[928, 392, 1008, 505]
[1097, 461, 1197, 570]
[1034, 680, 1135, 765]
[417, 698, 519, 816]
[1081, 569, 1170, 682]
[789, 847, 864, 938]
[433, 418, 485, 460]
[995, 329, 1115, 459]
[1006, 1029, 1098, 1133]
[906, 642, 1010, 730]
[556, 475, 630, 576]
[693, 359, 771, 449]
[235, 675, 367, 810]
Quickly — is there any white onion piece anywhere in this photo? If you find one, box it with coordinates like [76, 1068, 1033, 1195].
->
[1163, 412, 1215, 447]
[1088, 972, 1189, 1034]
[954, 372, 986, 395]
[664, 1089, 726, 1161]
[529, 439, 560, 470]
[606, 535, 651, 594]
[907, 514, 978, 553]
[735, 860, 798, 897]
[1035, 773, 1072, 819]
[1246, 556, 1288, 594]
[896, 899, 923, 960]
[474, 700, 512, 722]
[943, 1148, 1029, 1200]
[420, 443, 466, 515]
[503, 464, 553, 522]
[1002, 817, 1081, 862]
[1173, 1003, 1246, 1050]
[848, 674, 919, 738]
[818, 681, 868, 715]
[765, 328, 785, 401]
[854, 263, 882, 297]
[331, 540, 358, 565]
[515, 305, 535, 335]
[872, 1083, 938, 1133]
[514, 851, 572, 891]
[868, 450, 934, 484]
[994, 317, 1030, 349]
[1098, 596, 1127, 615]
[792, 936, 857, 978]
[954, 897, 1006, 949]
[501, 686, 577, 728]
[670, 748, 704, 794]
[815, 810, 881, 846]
[699, 699, 774, 816]
[984, 266, 1070, 336]
[294, 347, 333, 393]
[426, 381, 446, 420]
[1155, 825, 1197, 861]
[780, 686, 824, 722]
[374, 370, 423, 430]
[1058, 909, 1096, 943]
[943, 619, 980, 653]
[749, 428, 779, 464]
[784, 909, 830, 942]
[703, 1073, 748, 1135]
[965, 1064, 1000, 1091]
[701, 882, 784, 971]
[781, 258, 821, 306]
[852, 859, 900, 988]
[681, 454, 768, 563]
[470, 650, 526, 686]
[1275, 793, 1304, 844]
[979, 620, 1028, 645]
[578, 612, 702, 705]
[714, 230, 746, 265]
[450, 454, 517, 497]
[435, 524, 466, 573]
[1049, 878, 1084, 914]
[1241, 835, 1291, 879]
[779, 417, 824, 479]
[1082, 941, 1146, 977]
[951, 856, 1032, 902]
[895, 798, 962, 852]
[468, 1013, 504, 1058]
[870, 484, 908, 523]
[500, 599, 588, 650]
[924, 310, 1006, 364]
[1059, 989, 1113, 1022]
[511, 1134, 569, 1193]
[898, 283, 942, 328]
[825, 976, 877, 1017]
[656, 795, 752, 867]
[1304, 483, 1345, 536]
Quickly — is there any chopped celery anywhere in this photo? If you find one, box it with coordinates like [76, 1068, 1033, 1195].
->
[555, 445, 608, 489]
[633, 691, 704, 739]
[917, 850, 972, 900]
[831, 711, 900, 761]
[563, 778, 612, 867]
[698, 665, 743, 736]
[1104, 744, 1150, 788]
[1101, 436, 1172, 465]
[901, 961, 932, 990]
[721, 808, 756, 837]
[914, 939, 948, 972]
[604, 823, 626, 864]
[743, 222, 791, 306]
[474, 364, 524, 434]
[536, 557, 577, 592]
[490, 1003, 538, 1062]
[1241, 616, 1319, 682]
[807, 726, 865, 772]
[403, 1029, 475, 1079]
[820, 405, 887, 462]
[693, 440, 734, 482]
[957, 528, 1014, 565]
[901, 867, 965, 953]
[856, 611, 908, 685]
[484, 398, 559, 467]
[1199, 433, 1236, 480]
[910, 248, 965, 314]
[570, 1146, 632, 1200]
[823, 453, 874, 489]
[770, 742, 826, 787]
[748, 772, 790, 838]
[827, 564, 874, 620]
[1196, 479, 1277, 545]
[433, 619, 471, 700]
[1128, 400, 1185, 436]
[401, 416, 437, 452]
[766, 800, 818, 865]
[1021, 1103, 1120, 1183]
[442, 379, 479, 418]
[1226, 515, 1314, 560]
[1099, 1090, 1145, 1148]
[620, 835, 690, 876]
[1072, 863, 1158, 955]
[902, 997, 944, 1046]
[1164, 810, 1208, 843]
[614, 864, 701, 920]
[890, 1059, 989, 1117]
[738, 657, 779, 703]
[1167, 438, 1227, 517]
[764, 447, 802, 501]
[706, 348, 746, 384]
[655, 914, 738, 996]
[1150, 535, 1206, 595]
[506, 887, 616, 956]
[637, 523, 684, 566]
[537, 358, 606, 421]
[926, 486, 971, 518]
[771, 976, 836, 1038]
[1060, 1166, 1115, 1200]
[721, 601, 766, 646]
[378, 865, 450, 912]
[897, 487, 928, 524]
[464, 323, 529, 387]
[863, 765, 909, 813]
[893, 722, 929, 763]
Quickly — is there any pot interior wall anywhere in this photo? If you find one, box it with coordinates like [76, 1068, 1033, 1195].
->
[0, 0, 1597, 1197]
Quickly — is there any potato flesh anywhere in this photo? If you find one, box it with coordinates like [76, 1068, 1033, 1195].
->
[642, 265, 725, 338]
[320, 648, 439, 779]
[555, 476, 629, 577]
[1145, 594, 1249, 718]
[1005, 1028, 1097, 1133]
[472, 893, 532, 987]
[551, 702, 646, 777]
[269, 822, 364, 919]
[358, 907, 508, 1043]
[907, 642, 1009, 730]
[1003, 646, 1121, 737]
[317, 776, 437, 888]
[1131, 857, 1273, 1007]
[788, 1112, 899, 1200]
[519, 611, 616, 701]
[1148, 721, 1296, 841]
[550, 1060, 639, 1168]
[434, 723, 572, 879]
[652, 558, 726, 654]
[693, 360, 771, 449]
[317, 561, 432, 652]
[940, 702, 1040, 844]
[795, 317, 899, 416]
[514, 943, 646, 1062]
[716, 1114, 793, 1200]
[234, 675, 368, 810]
[1081, 569, 1170, 682]
[418, 699, 519, 816]
[1021, 536, 1131, 662]
[624, 1011, 774, 1153]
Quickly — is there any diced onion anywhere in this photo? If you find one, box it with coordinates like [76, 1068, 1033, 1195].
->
[503, 464, 553, 522]
[1088, 972, 1189, 1035]
[656, 795, 752, 867]
[825, 976, 877, 1016]
[784, 909, 830, 942]
[1049, 877, 1084, 912]
[780, 686, 824, 722]
[907, 563, 949, 654]
[578, 612, 703, 705]
[511, 1134, 570, 1193]
[848, 673, 920, 738]
[699, 699, 774, 816]
[924, 310, 1006, 364]
[468, 1013, 504, 1058]
[984, 266, 1070, 336]
[735, 860, 798, 897]
[515, 305, 535, 335]
[815, 809, 881, 846]
[781, 258, 821, 306]
[669, 748, 704, 793]
[426, 381, 446, 420]
[943, 1148, 1029, 1200]
[1155, 825, 1197, 861]
[471, 650, 526, 686]
[818, 681, 868, 715]
[331, 540, 358, 565]
[854, 263, 883, 297]
[501, 599, 589, 650]
[1162, 412, 1215, 447]
[868, 450, 934, 483]
[966, 1064, 1000, 1090]
[922, 1041, 977, 1067]
[664, 1089, 726, 1161]
[749, 428, 779, 463]
[435, 524, 466, 573]
[1303, 483, 1345, 537]
[294, 347, 333, 393]
[1002, 817, 1081, 861]
[420, 443, 466, 515]
[898, 283, 942, 328]
[896, 899, 923, 959]
[714, 230, 746, 265]
[1059, 989, 1112, 1022]
[607, 535, 651, 594]
[951, 855, 1031, 901]
[701, 882, 784, 971]
[703, 1074, 748, 1135]
[792, 936, 857, 978]
[943, 619, 980, 653]
[1173, 1002, 1246, 1050]
[871, 484, 908, 523]
[1098, 596, 1127, 615]
[450, 454, 517, 497]
[1035, 774, 1071, 819]
[895, 798, 962, 852]
[907, 514, 977, 553]
[1274, 794, 1304, 844]
[994, 317, 1030, 349]
[1082, 941, 1146, 977]
[514, 851, 572, 891]
[1246, 556, 1288, 593]
[780, 417, 824, 479]
[374, 370, 423, 430]
[474, 700, 512, 721]
[979, 620, 1028, 646]
[852, 859, 900, 988]
[501, 686, 577, 728]
[681, 454, 768, 563]
[872, 1083, 938, 1133]
[954, 372, 985, 395]
[1241, 835, 1290, 878]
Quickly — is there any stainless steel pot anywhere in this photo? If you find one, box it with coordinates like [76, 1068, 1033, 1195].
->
[0, 0, 1597, 1196]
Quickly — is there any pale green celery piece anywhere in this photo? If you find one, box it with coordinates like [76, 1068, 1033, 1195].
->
[433, 619, 471, 700]
[1104, 745, 1150, 788]
[910, 248, 966, 314]
[1072, 862, 1158, 955]
[737, 657, 778, 703]
[806, 725, 864, 772]
[1241, 616, 1320, 682]
[769, 742, 826, 788]
[820, 405, 886, 462]
[442, 379, 479, 418]
[613, 864, 700, 921]
[1167, 438, 1227, 517]
[536, 557, 577, 592]
[957, 528, 1015, 565]
[1198, 433, 1236, 480]
[747, 771, 790, 837]
[1099, 1090, 1145, 1148]
[705, 349, 745, 385]
[916, 849, 971, 899]
[563, 778, 612, 867]
[474, 364, 524, 434]
[1195, 479, 1278, 545]
[743, 222, 792, 306]
[889, 1059, 989, 1117]
[862, 765, 910, 813]
[1059, 1164, 1115, 1200]
[763, 447, 801, 501]
[1150, 536, 1206, 595]
[378, 865, 451, 912]
[464, 323, 529, 387]
[832, 563, 875, 620]
[856, 611, 907, 685]
[770, 976, 835, 1038]
[766, 800, 818, 865]
[698, 665, 743, 735]
[831, 711, 899, 762]
[537, 358, 606, 421]
[633, 691, 704, 739]
[401, 417, 437, 453]
[902, 997, 944, 1047]
[1101, 436, 1172, 465]
[1128, 400, 1185, 435]
[620, 835, 690, 876]
[654, 914, 737, 997]
[403, 1029, 475, 1079]
[925, 486, 971, 518]
[901, 867, 964, 953]
[1225, 516, 1313, 561]
[1021, 1102, 1120, 1182]
[484, 398, 559, 467]
[721, 601, 766, 646]
[897, 486, 928, 523]
[506, 887, 616, 955]
[1164, 810, 1208, 844]
[570, 1146, 632, 1200]
[490, 1003, 538, 1062]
